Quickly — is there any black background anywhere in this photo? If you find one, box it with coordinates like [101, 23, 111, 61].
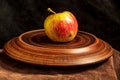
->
[0, 0, 120, 51]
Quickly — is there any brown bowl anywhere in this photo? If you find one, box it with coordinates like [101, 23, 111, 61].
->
[4, 29, 113, 66]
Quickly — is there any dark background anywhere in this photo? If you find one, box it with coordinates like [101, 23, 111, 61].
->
[0, 0, 120, 51]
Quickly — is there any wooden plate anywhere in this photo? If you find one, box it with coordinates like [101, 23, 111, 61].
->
[4, 29, 113, 66]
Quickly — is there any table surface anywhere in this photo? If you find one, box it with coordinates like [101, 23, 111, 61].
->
[0, 49, 120, 80]
[113, 49, 120, 80]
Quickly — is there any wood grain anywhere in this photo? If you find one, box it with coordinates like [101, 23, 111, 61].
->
[4, 29, 113, 66]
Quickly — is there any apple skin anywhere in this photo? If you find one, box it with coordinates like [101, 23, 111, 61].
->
[44, 11, 78, 42]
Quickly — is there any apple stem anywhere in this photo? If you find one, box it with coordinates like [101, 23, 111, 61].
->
[48, 8, 56, 14]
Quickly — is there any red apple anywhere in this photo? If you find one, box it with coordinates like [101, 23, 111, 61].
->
[44, 8, 78, 42]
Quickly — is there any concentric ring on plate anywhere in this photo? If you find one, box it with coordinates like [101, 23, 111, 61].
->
[21, 29, 97, 49]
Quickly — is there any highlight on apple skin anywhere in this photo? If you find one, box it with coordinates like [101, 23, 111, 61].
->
[44, 8, 78, 42]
